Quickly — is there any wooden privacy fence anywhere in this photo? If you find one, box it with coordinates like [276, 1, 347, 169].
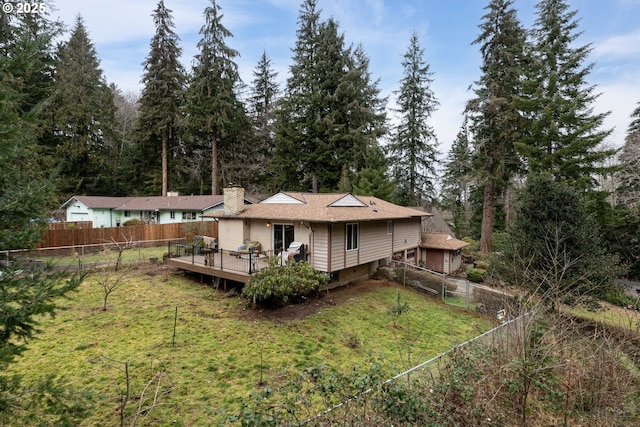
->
[38, 221, 218, 248]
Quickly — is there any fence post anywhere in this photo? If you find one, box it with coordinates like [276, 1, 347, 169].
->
[81, 245, 85, 273]
[466, 278, 470, 309]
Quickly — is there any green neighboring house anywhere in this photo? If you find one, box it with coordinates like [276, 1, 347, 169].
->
[61, 194, 257, 228]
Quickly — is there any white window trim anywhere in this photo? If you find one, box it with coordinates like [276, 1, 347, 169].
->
[346, 223, 359, 251]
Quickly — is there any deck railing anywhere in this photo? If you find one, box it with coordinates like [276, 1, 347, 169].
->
[167, 240, 280, 275]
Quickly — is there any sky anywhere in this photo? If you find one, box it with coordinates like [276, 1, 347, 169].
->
[49, 0, 640, 157]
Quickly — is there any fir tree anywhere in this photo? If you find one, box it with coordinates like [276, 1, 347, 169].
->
[0, 8, 61, 184]
[341, 44, 388, 192]
[495, 174, 622, 311]
[615, 102, 640, 211]
[272, 0, 323, 191]
[466, 0, 526, 253]
[247, 51, 280, 194]
[388, 32, 439, 206]
[50, 15, 117, 195]
[520, 0, 615, 191]
[0, 17, 87, 424]
[273, 0, 386, 193]
[441, 118, 474, 236]
[353, 145, 394, 201]
[185, 0, 249, 195]
[135, 1, 185, 196]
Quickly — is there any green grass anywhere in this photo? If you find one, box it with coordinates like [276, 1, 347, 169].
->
[572, 302, 640, 331]
[9, 265, 492, 426]
[15, 245, 169, 269]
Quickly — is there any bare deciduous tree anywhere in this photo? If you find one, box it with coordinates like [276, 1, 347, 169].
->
[99, 356, 173, 427]
[95, 267, 127, 311]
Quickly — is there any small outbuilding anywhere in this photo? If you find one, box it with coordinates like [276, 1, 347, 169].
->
[420, 233, 469, 274]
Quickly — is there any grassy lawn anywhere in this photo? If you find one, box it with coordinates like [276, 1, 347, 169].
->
[572, 302, 640, 332]
[14, 245, 170, 269]
[10, 264, 493, 426]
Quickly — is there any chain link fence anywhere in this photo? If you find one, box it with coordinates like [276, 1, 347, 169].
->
[1, 239, 184, 273]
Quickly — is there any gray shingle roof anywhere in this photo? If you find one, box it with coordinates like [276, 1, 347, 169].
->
[421, 233, 470, 250]
[205, 192, 430, 223]
[63, 195, 255, 212]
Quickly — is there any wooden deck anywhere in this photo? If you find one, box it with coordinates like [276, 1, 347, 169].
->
[166, 251, 271, 284]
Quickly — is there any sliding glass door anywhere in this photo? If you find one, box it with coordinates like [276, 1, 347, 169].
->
[274, 224, 295, 252]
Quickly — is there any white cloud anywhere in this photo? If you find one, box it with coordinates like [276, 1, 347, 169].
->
[594, 29, 640, 59]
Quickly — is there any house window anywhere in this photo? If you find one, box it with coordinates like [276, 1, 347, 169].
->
[170, 211, 176, 220]
[387, 220, 393, 234]
[182, 212, 197, 220]
[124, 211, 131, 218]
[346, 223, 358, 251]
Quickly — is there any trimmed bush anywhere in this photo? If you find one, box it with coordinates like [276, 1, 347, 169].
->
[466, 268, 487, 283]
[242, 258, 328, 307]
[123, 218, 143, 226]
[474, 260, 490, 270]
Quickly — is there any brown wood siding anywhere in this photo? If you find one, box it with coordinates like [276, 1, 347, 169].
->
[331, 223, 345, 270]
[345, 249, 359, 269]
[359, 221, 392, 262]
[312, 225, 329, 271]
[392, 219, 421, 251]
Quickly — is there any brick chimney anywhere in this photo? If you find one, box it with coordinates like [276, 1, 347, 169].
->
[223, 187, 245, 216]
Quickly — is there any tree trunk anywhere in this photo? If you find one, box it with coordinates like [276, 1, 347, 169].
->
[161, 128, 168, 196]
[211, 134, 218, 195]
[480, 179, 494, 253]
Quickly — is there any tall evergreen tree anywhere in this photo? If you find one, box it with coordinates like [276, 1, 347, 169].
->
[136, 0, 185, 196]
[441, 117, 474, 236]
[495, 174, 622, 310]
[353, 145, 394, 200]
[340, 44, 388, 192]
[0, 7, 61, 183]
[283, 16, 351, 192]
[0, 16, 87, 424]
[520, 0, 615, 190]
[185, 0, 249, 195]
[272, 0, 323, 192]
[466, 0, 526, 253]
[388, 32, 439, 207]
[273, 1, 386, 193]
[247, 51, 280, 194]
[49, 15, 117, 195]
[616, 102, 640, 211]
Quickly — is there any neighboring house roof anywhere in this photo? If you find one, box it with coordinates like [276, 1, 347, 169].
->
[62, 195, 257, 212]
[62, 196, 127, 210]
[421, 233, 470, 251]
[114, 195, 226, 212]
[420, 206, 455, 236]
[207, 192, 430, 223]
